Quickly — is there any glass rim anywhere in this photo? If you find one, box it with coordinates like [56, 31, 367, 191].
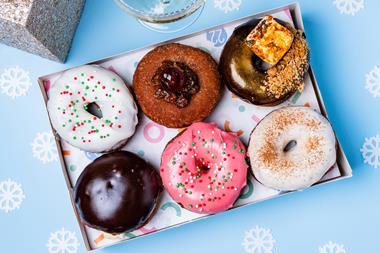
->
[114, 0, 205, 23]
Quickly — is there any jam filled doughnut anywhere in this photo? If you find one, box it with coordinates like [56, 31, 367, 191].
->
[47, 65, 138, 153]
[248, 107, 336, 191]
[220, 16, 310, 106]
[160, 122, 248, 214]
[133, 43, 222, 128]
[74, 151, 162, 234]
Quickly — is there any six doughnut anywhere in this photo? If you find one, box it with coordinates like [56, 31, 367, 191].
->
[160, 122, 248, 214]
[47, 65, 138, 153]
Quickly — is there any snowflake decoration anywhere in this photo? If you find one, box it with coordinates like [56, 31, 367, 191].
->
[365, 66, 380, 98]
[0, 179, 25, 213]
[242, 226, 275, 253]
[214, 0, 241, 13]
[31, 132, 58, 164]
[333, 0, 364, 16]
[46, 228, 79, 253]
[0, 66, 32, 99]
[319, 241, 346, 253]
[361, 134, 380, 168]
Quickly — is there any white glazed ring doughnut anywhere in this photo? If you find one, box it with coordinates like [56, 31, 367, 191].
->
[248, 106, 336, 191]
[47, 65, 138, 153]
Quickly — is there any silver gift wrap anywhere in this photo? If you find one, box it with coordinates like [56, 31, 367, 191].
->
[0, 0, 85, 62]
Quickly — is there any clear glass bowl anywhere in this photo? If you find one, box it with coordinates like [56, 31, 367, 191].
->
[114, 0, 205, 23]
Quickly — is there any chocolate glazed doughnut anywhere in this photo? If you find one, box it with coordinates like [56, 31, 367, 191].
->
[74, 151, 162, 234]
[219, 18, 310, 106]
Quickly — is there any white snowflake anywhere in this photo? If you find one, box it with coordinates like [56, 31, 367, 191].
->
[0, 66, 32, 99]
[31, 132, 58, 164]
[46, 228, 79, 253]
[333, 0, 364, 15]
[242, 226, 275, 253]
[214, 0, 241, 13]
[0, 179, 25, 213]
[361, 134, 380, 168]
[365, 66, 380, 98]
[319, 241, 346, 253]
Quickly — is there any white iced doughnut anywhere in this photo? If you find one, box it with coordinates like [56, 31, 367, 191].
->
[248, 106, 336, 191]
[47, 65, 138, 153]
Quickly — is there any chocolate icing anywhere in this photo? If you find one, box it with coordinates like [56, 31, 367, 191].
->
[74, 151, 162, 234]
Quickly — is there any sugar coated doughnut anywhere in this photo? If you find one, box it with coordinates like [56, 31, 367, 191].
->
[248, 106, 336, 191]
[133, 43, 222, 128]
[160, 122, 248, 214]
[47, 65, 138, 153]
[74, 151, 162, 234]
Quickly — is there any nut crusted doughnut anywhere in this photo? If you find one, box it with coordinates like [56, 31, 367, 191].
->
[47, 65, 138, 153]
[219, 18, 309, 106]
[160, 122, 248, 214]
[248, 107, 336, 191]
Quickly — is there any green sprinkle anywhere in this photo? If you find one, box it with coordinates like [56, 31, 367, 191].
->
[81, 81, 84, 85]
[112, 78, 116, 82]
[65, 85, 69, 89]
[91, 126, 95, 129]
[210, 138, 214, 142]
[238, 148, 245, 153]
[73, 136, 77, 140]
[85, 85, 90, 90]
[81, 73, 84, 76]
[189, 204, 193, 208]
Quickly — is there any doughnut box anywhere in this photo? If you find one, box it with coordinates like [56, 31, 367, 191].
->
[38, 3, 352, 251]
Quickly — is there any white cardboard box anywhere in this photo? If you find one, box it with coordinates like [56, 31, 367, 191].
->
[38, 3, 352, 251]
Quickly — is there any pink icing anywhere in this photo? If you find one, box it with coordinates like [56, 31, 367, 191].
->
[160, 122, 248, 214]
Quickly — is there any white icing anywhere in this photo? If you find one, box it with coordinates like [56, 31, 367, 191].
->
[47, 65, 138, 152]
[248, 107, 336, 191]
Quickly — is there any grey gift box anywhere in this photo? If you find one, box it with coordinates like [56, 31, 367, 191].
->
[0, 0, 85, 62]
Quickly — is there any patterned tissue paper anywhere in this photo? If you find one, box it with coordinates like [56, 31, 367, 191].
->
[0, 0, 85, 62]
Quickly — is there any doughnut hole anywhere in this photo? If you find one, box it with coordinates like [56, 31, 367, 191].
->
[84, 102, 103, 119]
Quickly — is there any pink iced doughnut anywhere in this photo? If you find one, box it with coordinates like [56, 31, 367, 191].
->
[160, 122, 248, 214]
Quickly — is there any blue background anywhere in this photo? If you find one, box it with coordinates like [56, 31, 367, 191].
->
[1, 0, 379, 252]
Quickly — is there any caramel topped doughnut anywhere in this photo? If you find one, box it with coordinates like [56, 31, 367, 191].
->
[219, 18, 310, 105]
[74, 151, 162, 234]
[248, 107, 336, 191]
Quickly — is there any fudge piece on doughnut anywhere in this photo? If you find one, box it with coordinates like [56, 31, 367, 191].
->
[248, 107, 336, 191]
[246, 15, 294, 65]
[47, 65, 138, 153]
